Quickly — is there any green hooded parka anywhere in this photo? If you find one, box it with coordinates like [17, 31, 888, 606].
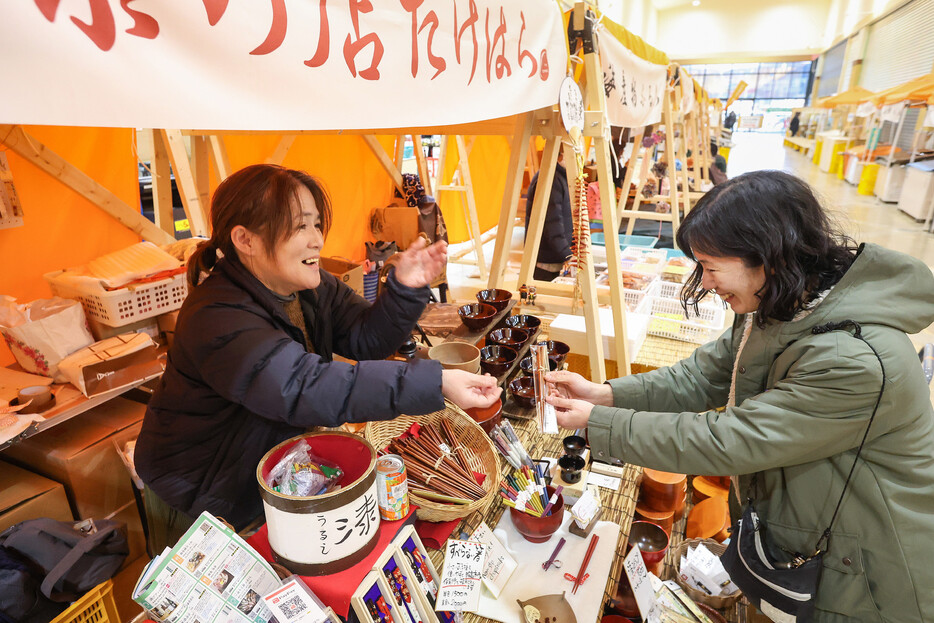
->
[588, 244, 934, 622]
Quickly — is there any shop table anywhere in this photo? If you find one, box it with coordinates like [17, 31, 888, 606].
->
[425, 409, 642, 623]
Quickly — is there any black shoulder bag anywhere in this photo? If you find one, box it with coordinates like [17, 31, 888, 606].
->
[721, 320, 886, 622]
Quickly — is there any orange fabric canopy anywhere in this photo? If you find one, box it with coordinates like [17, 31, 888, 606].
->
[818, 86, 875, 108]
[871, 73, 934, 106]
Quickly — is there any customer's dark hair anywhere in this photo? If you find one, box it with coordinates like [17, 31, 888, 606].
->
[675, 170, 857, 326]
[186, 164, 332, 287]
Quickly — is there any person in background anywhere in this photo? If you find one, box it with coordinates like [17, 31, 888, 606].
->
[723, 109, 737, 130]
[789, 111, 802, 137]
[586, 161, 628, 224]
[136, 164, 501, 550]
[709, 141, 727, 185]
[545, 170, 934, 620]
[524, 152, 572, 282]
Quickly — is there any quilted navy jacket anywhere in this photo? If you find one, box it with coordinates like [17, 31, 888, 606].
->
[136, 255, 443, 529]
[524, 162, 572, 265]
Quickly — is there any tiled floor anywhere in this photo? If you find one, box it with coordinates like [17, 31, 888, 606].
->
[444, 131, 934, 371]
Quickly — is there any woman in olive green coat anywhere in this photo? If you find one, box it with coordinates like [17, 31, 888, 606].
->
[548, 171, 934, 622]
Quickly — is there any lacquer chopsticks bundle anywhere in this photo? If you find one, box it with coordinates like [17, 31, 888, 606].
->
[387, 420, 486, 504]
[500, 466, 555, 517]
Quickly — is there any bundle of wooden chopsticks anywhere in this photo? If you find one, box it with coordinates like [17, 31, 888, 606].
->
[386, 421, 486, 504]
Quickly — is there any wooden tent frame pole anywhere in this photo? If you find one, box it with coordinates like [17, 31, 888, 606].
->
[266, 135, 297, 165]
[192, 136, 211, 217]
[581, 32, 630, 376]
[362, 135, 405, 196]
[0, 124, 175, 245]
[619, 75, 682, 242]
[413, 135, 432, 196]
[144, 129, 175, 236]
[161, 129, 210, 237]
[208, 135, 232, 180]
[488, 112, 534, 289]
[454, 135, 487, 279]
[663, 82, 682, 237]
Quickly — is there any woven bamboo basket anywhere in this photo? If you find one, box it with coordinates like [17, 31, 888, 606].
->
[364, 401, 501, 522]
[668, 538, 742, 609]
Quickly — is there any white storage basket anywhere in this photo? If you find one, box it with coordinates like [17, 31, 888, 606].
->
[595, 272, 657, 311]
[620, 246, 668, 269]
[642, 295, 726, 344]
[45, 269, 188, 327]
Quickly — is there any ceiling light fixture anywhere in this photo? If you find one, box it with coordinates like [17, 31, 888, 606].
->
[692, 0, 700, 5]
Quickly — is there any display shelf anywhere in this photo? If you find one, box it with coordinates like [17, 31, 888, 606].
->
[0, 366, 161, 452]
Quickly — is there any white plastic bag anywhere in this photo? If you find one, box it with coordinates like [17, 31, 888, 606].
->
[0, 296, 95, 382]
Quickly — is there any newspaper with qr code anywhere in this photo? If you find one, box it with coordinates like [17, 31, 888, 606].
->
[133, 512, 281, 623]
[262, 576, 337, 623]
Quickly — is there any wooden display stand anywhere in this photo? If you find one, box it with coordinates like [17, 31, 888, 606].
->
[487, 4, 633, 382]
[436, 135, 488, 279]
[619, 68, 684, 238]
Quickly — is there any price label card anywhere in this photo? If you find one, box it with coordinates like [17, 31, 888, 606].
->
[587, 472, 621, 491]
[436, 539, 488, 612]
[559, 76, 585, 133]
[470, 522, 516, 598]
[623, 544, 660, 623]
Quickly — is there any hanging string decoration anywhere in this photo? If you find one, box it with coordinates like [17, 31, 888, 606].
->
[565, 131, 592, 306]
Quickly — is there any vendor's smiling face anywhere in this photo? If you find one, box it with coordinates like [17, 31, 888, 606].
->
[695, 251, 766, 315]
[250, 186, 324, 295]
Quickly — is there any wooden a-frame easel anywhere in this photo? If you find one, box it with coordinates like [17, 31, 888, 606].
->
[487, 3, 632, 382]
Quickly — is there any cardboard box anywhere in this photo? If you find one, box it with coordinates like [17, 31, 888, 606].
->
[3, 396, 146, 520]
[320, 257, 364, 297]
[378, 206, 420, 250]
[0, 461, 73, 532]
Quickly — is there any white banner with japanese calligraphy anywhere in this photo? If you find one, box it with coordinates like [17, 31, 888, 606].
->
[597, 26, 667, 128]
[679, 67, 696, 115]
[881, 101, 907, 124]
[925, 105, 934, 128]
[0, 1, 567, 130]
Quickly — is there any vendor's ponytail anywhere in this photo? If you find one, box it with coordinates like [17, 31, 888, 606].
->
[186, 239, 219, 287]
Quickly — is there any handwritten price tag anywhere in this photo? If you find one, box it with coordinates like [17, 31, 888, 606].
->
[623, 544, 660, 623]
[470, 522, 516, 598]
[559, 76, 585, 133]
[436, 539, 488, 612]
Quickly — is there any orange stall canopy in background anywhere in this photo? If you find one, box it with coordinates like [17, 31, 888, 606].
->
[0, 126, 141, 367]
[0, 128, 513, 368]
[216, 133, 511, 260]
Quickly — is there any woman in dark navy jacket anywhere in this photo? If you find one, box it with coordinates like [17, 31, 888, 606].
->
[136, 164, 500, 548]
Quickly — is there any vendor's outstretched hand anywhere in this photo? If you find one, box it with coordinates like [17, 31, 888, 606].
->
[441, 369, 502, 411]
[544, 370, 613, 406]
[546, 393, 595, 430]
[394, 238, 448, 288]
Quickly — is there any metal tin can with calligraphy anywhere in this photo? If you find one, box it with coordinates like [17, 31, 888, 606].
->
[376, 454, 409, 521]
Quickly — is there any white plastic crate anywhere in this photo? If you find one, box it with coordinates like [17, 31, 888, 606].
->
[620, 246, 668, 268]
[641, 295, 726, 344]
[595, 272, 656, 311]
[45, 269, 188, 327]
[650, 280, 726, 307]
[652, 279, 684, 300]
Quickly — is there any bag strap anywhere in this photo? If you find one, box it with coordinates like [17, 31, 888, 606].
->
[809, 320, 886, 554]
[40, 523, 123, 601]
[743, 320, 886, 556]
